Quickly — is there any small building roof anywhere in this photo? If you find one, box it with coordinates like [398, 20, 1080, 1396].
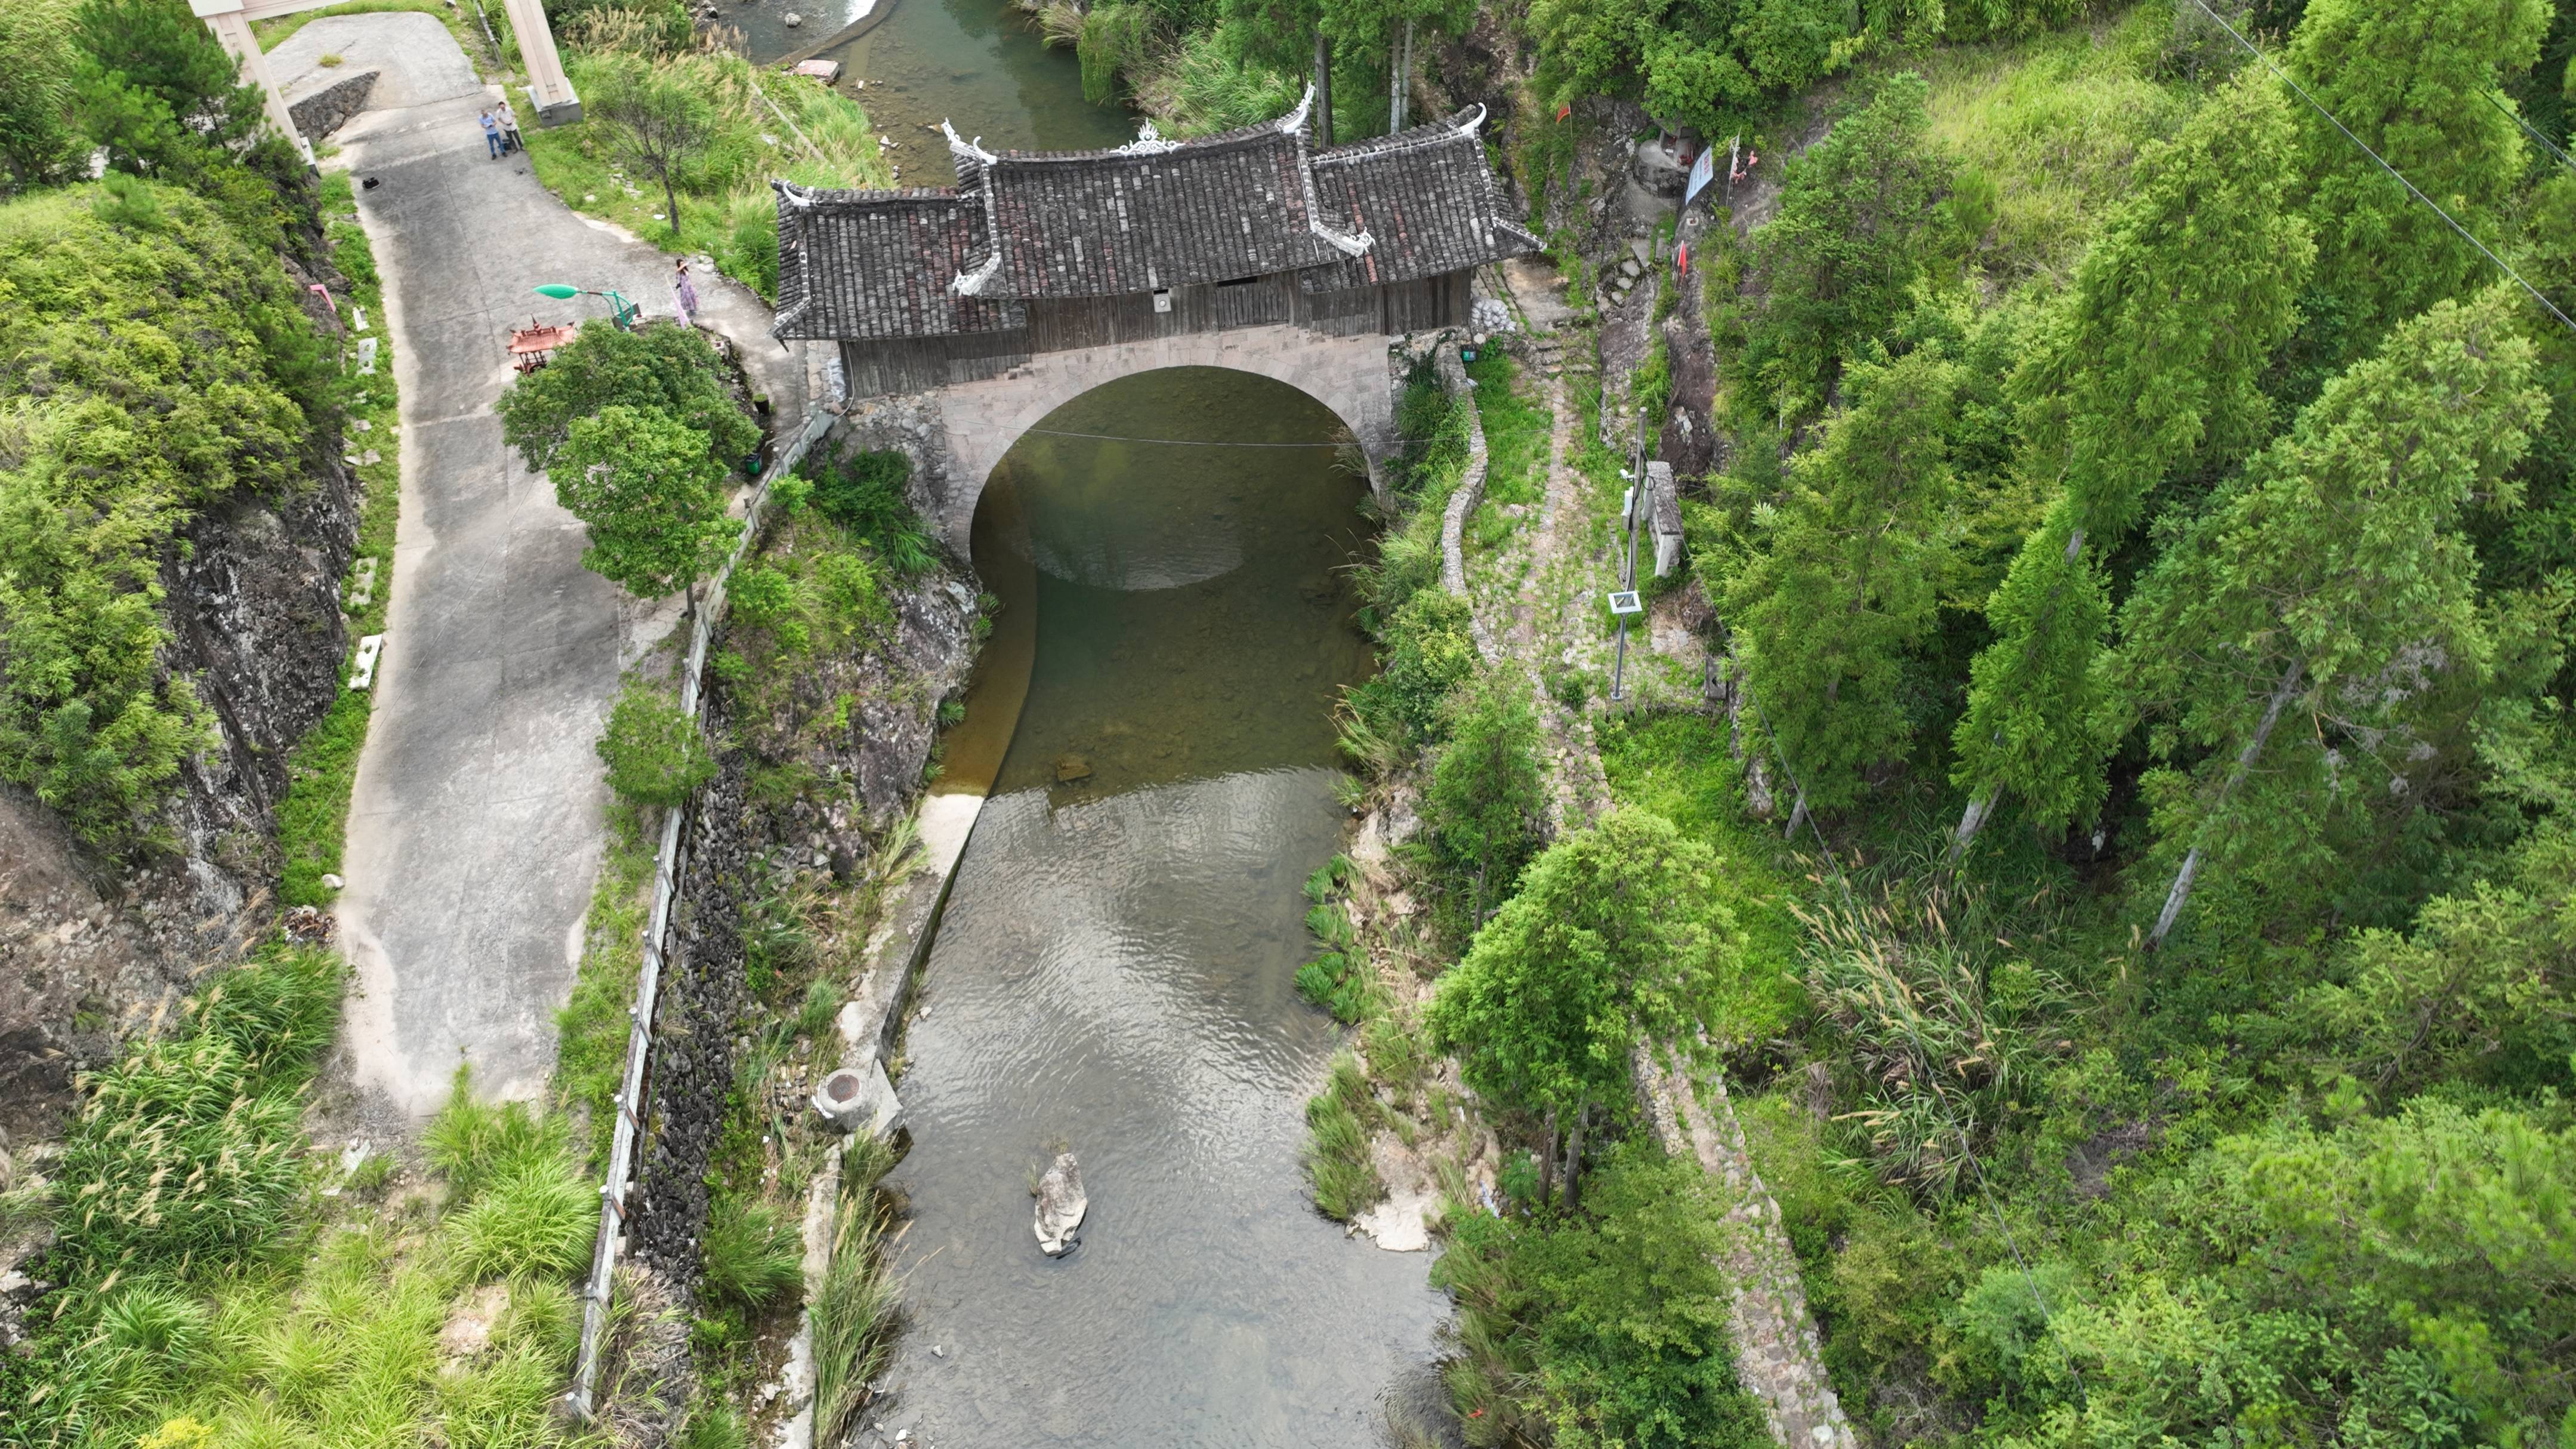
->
[773, 95, 1535, 342]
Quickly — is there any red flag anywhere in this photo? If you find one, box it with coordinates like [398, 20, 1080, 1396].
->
[1675, 244, 1688, 275]
[1556, 104, 1571, 122]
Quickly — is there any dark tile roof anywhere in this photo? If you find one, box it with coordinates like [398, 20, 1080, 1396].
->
[970, 120, 1354, 297]
[772, 95, 1535, 342]
[1307, 108, 1545, 291]
[773, 183, 1023, 341]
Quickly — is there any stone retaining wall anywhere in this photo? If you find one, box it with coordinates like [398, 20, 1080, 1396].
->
[290, 70, 378, 140]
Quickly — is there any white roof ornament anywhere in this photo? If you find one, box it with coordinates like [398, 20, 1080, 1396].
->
[1278, 84, 1316, 137]
[774, 179, 816, 209]
[940, 121, 998, 165]
[950, 250, 1004, 297]
[1115, 120, 1181, 156]
[1452, 103, 1487, 137]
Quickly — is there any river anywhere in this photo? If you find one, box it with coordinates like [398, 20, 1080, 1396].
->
[735, 14, 1447, 1435]
[736, 0, 1138, 178]
[875, 370, 1451, 1449]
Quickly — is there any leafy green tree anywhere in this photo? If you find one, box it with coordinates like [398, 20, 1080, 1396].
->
[0, 0, 81, 196]
[552, 404, 734, 609]
[1736, 72, 1952, 415]
[586, 52, 717, 239]
[495, 319, 759, 475]
[1948, 74, 2312, 858]
[597, 676, 715, 809]
[2287, 0, 2549, 356]
[1531, 0, 1849, 140]
[2108, 290, 2546, 948]
[1726, 345, 1958, 814]
[2262, 821, 2576, 1100]
[1426, 809, 1744, 1200]
[1432, 1140, 1772, 1449]
[1426, 676, 1546, 923]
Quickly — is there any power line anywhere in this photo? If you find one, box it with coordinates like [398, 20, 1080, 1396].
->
[1017, 426, 1345, 448]
[2184, 0, 2576, 337]
[2486, 88, 2576, 177]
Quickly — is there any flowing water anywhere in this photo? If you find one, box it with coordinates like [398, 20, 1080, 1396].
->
[736, 0, 1139, 182]
[874, 369, 1446, 1445]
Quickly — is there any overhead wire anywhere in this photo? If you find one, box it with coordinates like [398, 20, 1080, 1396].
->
[2485, 88, 2576, 176]
[2183, 0, 2576, 336]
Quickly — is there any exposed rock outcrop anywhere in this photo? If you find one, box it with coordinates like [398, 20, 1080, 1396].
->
[0, 435, 359, 1145]
[1034, 1151, 1087, 1256]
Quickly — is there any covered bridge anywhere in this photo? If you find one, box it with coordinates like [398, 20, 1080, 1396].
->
[768, 94, 1535, 547]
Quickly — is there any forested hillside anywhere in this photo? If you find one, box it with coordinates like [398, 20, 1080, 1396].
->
[1299, 0, 2576, 1443]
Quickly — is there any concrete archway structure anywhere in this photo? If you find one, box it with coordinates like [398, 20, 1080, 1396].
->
[918, 324, 1393, 553]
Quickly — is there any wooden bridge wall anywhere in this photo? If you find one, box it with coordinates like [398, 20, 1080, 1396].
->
[837, 269, 1470, 399]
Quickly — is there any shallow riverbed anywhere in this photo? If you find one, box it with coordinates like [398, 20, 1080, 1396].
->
[873, 369, 1445, 1446]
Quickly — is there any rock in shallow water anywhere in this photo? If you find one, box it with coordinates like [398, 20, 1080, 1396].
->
[1034, 1151, 1087, 1256]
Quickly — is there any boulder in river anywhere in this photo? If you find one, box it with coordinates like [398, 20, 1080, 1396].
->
[1054, 754, 1093, 784]
[1033, 1151, 1087, 1256]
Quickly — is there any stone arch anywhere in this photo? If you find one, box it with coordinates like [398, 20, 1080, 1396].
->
[919, 323, 1396, 553]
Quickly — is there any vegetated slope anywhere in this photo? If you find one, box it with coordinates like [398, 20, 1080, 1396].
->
[0, 177, 360, 1140]
[1662, 3, 2576, 1446]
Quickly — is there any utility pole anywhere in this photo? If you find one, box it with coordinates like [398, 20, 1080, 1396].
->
[1389, 19, 1412, 132]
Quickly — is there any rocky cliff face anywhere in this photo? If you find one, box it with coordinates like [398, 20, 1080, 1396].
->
[0, 394, 359, 1144]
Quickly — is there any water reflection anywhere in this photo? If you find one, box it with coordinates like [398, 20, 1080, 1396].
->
[878, 369, 1441, 1446]
[738, 0, 1139, 184]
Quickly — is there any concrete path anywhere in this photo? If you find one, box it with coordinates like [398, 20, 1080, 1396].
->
[303, 14, 798, 1116]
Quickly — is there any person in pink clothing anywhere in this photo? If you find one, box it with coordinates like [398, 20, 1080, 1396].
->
[672, 258, 700, 325]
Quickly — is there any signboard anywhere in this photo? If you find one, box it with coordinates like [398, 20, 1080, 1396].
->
[1683, 146, 1716, 208]
[1608, 590, 1645, 616]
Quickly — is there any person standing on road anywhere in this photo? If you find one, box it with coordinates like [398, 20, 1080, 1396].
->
[498, 98, 523, 155]
[672, 257, 699, 326]
[480, 109, 503, 159]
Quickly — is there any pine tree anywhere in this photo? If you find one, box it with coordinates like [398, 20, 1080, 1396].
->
[2108, 289, 2546, 949]
[1736, 72, 1953, 417]
[1948, 74, 2312, 859]
[2287, 0, 2549, 357]
[1727, 345, 1958, 814]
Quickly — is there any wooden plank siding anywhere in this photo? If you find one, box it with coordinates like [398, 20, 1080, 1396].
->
[838, 270, 1470, 400]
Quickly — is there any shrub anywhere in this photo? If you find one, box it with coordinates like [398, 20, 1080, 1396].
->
[804, 448, 936, 576]
[597, 676, 715, 809]
[0, 181, 322, 847]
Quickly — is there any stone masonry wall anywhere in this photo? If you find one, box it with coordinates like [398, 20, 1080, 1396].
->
[291, 70, 379, 140]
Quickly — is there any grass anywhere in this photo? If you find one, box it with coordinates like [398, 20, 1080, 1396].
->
[1597, 713, 1809, 1047]
[553, 797, 658, 1171]
[521, 45, 894, 303]
[10, 1008, 602, 1449]
[1467, 353, 1551, 507]
[810, 1168, 900, 1449]
[1303, 1050, 1386, 1221]
[275, 170, 405, 909]
[1915, 2, 2198, 284]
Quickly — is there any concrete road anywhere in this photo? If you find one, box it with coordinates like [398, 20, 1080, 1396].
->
[301, 14, 797, 1116]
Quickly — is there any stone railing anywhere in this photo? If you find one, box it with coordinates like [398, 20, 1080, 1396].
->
[564, 399, 838, 1419]
[1637, 1049, 1858, 1449]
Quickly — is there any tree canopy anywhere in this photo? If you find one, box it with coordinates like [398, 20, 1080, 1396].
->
[1426, 809, 1745, 1126]
[552, 404, 735, 604]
